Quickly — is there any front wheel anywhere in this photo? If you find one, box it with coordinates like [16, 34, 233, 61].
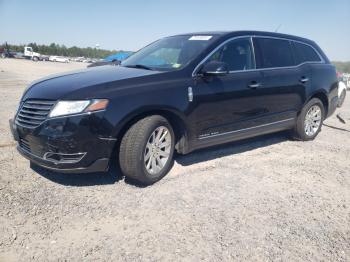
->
[292, 98, 324, 141]
[119, 115, 175, 185]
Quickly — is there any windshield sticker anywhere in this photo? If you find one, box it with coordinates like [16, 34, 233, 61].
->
[172, 63, 182, 68]
[189, 35, 212, 41]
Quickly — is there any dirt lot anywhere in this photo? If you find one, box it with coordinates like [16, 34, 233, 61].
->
[0, 59, 349, 261]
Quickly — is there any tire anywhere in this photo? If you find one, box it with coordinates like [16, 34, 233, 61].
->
[119, 115, 175, 185]
[292, 98, 324, 141]
[32, 56, 38, 61]
[338, 89, 346, 107]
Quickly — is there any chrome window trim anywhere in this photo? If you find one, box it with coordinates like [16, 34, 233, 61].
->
[192, 35, 325, 77]
[249, 36, 257, 70]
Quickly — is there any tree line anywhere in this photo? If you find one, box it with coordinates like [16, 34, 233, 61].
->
[332, 61, 350, 74]
[2, 42, 350, 72]
[5, 42, 129, 59]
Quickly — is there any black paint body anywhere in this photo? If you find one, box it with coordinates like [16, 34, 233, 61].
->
[10, 31, 338, 173]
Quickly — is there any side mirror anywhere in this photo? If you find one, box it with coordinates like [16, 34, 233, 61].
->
[200, 61, 229, 76]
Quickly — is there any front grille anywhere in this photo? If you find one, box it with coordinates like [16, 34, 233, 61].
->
[19, 138, 31, 152]
[16, 100, 55, 128]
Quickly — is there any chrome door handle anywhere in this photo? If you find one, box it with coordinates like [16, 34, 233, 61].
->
[300, 77, 309, 83]
[188, 86, 193, 102]
[248, 82, 261, 89]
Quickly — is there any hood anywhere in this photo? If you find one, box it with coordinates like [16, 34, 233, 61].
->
[22, 65, 160, 101]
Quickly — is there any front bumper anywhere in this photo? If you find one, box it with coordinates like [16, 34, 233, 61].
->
[9, 111, 116, 173]
[17, 145, 110, 173]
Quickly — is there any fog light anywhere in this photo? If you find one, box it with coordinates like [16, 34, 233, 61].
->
[43, 152, 86, 164]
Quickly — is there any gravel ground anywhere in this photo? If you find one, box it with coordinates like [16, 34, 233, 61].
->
[0, 59, 349, 262]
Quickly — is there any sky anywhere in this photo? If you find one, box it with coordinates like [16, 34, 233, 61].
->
[0, 0, 349, 61]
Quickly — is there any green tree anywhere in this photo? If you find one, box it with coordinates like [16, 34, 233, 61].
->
[333, 61, 350, 73]
[4, 41, 131, 59]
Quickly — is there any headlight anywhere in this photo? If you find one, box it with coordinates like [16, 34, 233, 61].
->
[49, 99, 109, 118]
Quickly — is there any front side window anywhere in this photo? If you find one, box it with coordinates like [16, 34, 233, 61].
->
[122, 35, 218, 71]
[207, 38, 255, 71]
[293, 42, 321, 64]
[254, 38, 295, 68]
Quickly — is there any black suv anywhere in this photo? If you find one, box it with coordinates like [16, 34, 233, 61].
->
[10, 31, 338, 185]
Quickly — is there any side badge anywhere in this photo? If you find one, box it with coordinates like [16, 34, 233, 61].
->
[188, 86, 193, 102]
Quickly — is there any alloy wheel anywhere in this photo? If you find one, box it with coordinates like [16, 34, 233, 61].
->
[144, 126, 172, 175]
[304, 105, 322, 136]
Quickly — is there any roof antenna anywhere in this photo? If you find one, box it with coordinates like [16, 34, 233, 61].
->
[275, 24, 282, 32]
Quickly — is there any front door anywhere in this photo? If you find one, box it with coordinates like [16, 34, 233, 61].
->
[188, 37, 270, 142]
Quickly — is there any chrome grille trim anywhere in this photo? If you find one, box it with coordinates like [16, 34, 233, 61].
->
[18, 113, 46, 121]
[20, 109, 48, 115]
[16, 100, 55, 128]
[25, 100, 55, 105]
[22, 104, 52, 110]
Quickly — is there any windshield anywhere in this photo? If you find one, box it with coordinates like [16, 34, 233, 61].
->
[121, 35, 217, 71]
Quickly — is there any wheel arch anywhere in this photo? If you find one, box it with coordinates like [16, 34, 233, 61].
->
[307, 90, 329, 116]
[114, 107, 190, 154]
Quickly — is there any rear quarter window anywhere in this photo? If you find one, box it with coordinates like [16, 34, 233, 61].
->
[292, 42, 321, 64]
[254, 38, 295, 68]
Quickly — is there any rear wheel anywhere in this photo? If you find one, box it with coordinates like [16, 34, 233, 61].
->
[119, 115, 175, 185]
[338, 89, 346, 107]
[292, 98, 324, 141]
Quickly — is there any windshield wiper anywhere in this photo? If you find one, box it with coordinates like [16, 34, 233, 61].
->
[124, 64, 153, 71]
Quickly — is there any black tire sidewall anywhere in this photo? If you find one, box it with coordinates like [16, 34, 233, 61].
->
[136, 117, 175, 184]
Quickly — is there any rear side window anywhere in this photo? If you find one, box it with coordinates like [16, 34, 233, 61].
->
[254, 38, 295, 68]
[293, 42, 321, 64]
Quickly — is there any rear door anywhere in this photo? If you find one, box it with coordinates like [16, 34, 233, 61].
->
[292, 40, 325, 100]
[252, 37, 310, 122]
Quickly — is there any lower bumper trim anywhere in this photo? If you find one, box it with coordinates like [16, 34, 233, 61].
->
[30, 158, 110, 174]
[17, 146, 110, 173]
